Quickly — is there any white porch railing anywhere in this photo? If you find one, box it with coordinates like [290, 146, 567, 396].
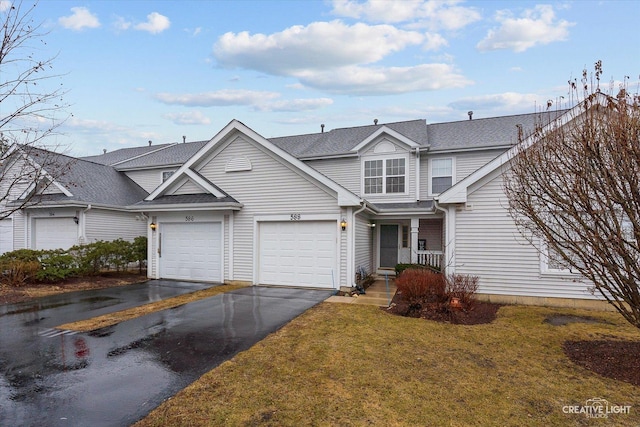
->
[416, 251, 443, 270]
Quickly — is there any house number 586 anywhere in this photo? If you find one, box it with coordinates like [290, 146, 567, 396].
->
[290, 213, 301, 221]
[185, 216, 195, 222]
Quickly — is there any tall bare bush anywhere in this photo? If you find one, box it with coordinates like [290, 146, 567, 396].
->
[504, 61, 640, 329]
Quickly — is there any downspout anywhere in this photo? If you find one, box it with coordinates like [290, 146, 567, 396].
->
[351, 200, 368, 288]
[80, 204, 92, 244]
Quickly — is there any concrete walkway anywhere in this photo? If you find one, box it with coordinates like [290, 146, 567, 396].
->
[326, 277, 397, 307]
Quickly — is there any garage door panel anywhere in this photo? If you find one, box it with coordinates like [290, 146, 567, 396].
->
[160, 222, 221, 282]
[34, 217, 78, 250]
[259, 221, 337, 288]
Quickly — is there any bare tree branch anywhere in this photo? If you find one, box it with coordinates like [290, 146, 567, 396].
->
[505, 61, 640, 328]
[0, 1, 73, 219]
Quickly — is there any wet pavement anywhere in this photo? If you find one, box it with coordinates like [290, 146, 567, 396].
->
[0, 282, 333, 426]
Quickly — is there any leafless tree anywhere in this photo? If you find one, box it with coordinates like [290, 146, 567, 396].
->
[0, 1, 73, 219]
[505, 61, 640, 329]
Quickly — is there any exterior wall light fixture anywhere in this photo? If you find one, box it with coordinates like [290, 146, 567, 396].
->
[150, 222, 157, 231]
[340, 218, 347, 231]
[73, 216, 79, 225]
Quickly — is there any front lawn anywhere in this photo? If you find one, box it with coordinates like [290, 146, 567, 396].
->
[135, 303, 640, 426]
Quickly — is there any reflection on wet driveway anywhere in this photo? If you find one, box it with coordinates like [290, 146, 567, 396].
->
[0, 284, 333, 426]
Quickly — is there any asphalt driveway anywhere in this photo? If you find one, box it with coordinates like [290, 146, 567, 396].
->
[0, 281, 333, 426]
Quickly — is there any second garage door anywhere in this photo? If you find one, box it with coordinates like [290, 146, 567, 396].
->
[259, 221, 337, 288]
[160, 222, 222, 282]
[33, 217, 78, 250]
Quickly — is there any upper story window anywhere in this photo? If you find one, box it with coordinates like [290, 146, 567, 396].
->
[430, 158, 453, 194]
[364, 157, 406, 194]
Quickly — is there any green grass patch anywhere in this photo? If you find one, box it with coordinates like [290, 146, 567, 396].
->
[57, 284, 247, 332]
[135, 303, 640, 426]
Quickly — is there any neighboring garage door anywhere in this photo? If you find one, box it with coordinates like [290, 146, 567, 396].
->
[160, 222, 222, 282]
[0, 219, 13, 254]
[34, 217, 78, 250]
[259, 221, 337, 288]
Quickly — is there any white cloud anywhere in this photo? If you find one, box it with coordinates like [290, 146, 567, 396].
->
[259, 98, 334, 112]
[330, 0, 480, 30]
[448, 92, 542, 113]
[113, 16, 132, 31]
[67, 117, 126, 132]
[163, 111, 211, 125]
[214, 20, 423, 74]
[296, 63, 472, 95]
[58, 7, 100, 31]
[134, 12, 170, 34]
[0, 1, 11, 13]
[154, 89, 280, 107]
[154, 89, 333, 113]
[477, 5, 574, 52]
[423, 32, 448, 51]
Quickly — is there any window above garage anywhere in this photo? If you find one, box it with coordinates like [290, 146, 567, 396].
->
[363, 156, 407, 195]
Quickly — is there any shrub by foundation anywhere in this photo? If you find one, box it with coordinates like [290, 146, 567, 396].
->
[394, 269, 480, 319]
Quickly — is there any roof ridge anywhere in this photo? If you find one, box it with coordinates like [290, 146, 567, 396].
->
[429, 109, 570, 126]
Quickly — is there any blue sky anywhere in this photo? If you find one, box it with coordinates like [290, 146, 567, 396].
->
[5, 0, 639, 156]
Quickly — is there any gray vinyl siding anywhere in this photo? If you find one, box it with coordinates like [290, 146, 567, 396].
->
[455, 149, 506, 182]
[172, 179, 201, 195]
[124, 170, 164, 193]
[11, 212, 24, 250]
[454, 170, 598, 300]
[196, 136, 344, 285]
[354, 214, 372, 275]
[305, 157, 360, 194]
[224, 214, 230, 281]
[84, 209, 146, 243]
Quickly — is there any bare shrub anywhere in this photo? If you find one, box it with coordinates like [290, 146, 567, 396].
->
[446, 274, 479, 309]
[395, 269, 446, 304]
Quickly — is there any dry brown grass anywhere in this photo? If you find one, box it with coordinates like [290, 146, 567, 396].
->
[135, 303, 640, 427]
[58, 283, 247, 331]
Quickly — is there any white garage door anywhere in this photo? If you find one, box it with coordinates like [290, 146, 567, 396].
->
[0, 219, 13, 254]
[259, 221, 337, 288]
[160, 222, 222, 282]
[34, 217, 78, 250]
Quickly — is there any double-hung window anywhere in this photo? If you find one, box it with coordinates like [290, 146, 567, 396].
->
[364, 158, 406, 194]
[431, 158, 453, 194]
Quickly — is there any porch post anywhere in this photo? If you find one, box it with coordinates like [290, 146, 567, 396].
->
[410, 218, 419, 264]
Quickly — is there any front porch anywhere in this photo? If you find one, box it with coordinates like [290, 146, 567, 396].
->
[374, 217, 445, 272]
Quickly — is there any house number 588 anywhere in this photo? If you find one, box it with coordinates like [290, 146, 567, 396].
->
[185, 216, 195, 222]
[290, 213, 301, 221]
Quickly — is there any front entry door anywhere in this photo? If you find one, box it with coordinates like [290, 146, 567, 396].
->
[380, 224, 398, 268]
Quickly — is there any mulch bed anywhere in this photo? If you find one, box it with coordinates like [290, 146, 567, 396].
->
[563, 340, 640, 387]
[385, 292, 502, 325]
[0, 272, 147, 305]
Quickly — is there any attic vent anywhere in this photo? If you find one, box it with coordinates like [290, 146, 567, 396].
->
[373, 140, 396, 154]
[225, 156, 252, 172]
